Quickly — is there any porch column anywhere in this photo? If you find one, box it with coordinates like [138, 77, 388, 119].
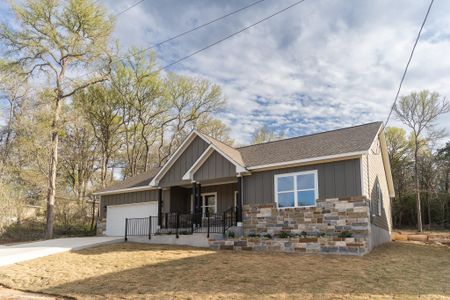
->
[237, 176, 243, 223]
[192, 182, 197, 213]
[158, 188, 162, 227]
[196, 183, 202, 215]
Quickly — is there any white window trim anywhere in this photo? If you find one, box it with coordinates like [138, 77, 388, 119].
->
[377, 182, 382, 216]
[274, 170, 319, 209]
[201, 192, 217, 217]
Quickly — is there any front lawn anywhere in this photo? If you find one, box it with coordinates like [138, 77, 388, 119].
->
[0, 242, 449, 299]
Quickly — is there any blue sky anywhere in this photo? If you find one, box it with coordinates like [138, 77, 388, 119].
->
[1, 0, 450, 145]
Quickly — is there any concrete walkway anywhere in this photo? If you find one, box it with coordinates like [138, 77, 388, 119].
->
[0, 237, 121, 267]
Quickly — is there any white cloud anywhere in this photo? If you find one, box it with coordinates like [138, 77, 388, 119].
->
[2, 0, 450, 145]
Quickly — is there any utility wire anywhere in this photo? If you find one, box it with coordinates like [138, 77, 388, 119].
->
[385, 0, 434, 126]
[115, 0, 265, 61]
[67, 0, 266, 84]
[135, 0, 307, 76]
[113, 0, 146, 17]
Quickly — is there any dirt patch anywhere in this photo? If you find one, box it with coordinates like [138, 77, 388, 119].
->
[0, 242, 449, 299]
[0, 286, 65, 299]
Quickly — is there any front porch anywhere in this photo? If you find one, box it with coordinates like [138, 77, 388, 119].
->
[124, 179, 243, 242]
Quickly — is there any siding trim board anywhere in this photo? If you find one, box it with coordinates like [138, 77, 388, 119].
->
[182, 146, 214, 180]
[94, 185, 156, 196]
[246, 151, 367, 171]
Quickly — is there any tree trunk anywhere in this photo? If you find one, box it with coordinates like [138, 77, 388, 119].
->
[427, 194, 431, 231]
[44, 96, 63, 239]
[414, 142, 423, 232]
[101, 151, 107, 188]
[90, 196, 97, 232]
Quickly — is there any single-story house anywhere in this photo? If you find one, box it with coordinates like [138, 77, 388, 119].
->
[94, 121, 394, 255]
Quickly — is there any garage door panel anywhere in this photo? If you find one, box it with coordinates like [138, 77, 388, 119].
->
[106, 202, 158, 236]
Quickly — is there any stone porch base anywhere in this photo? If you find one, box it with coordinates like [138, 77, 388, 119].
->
[208, 196, 372, 255]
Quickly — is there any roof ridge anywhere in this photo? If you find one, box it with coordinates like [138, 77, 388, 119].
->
[237, 121, 383, 149]
[196, 130, 236, 149]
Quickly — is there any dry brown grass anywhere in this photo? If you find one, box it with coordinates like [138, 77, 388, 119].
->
[0, 242, 449, 299]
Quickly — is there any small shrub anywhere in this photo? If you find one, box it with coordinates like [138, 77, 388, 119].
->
[262, 233, 272, 239]
[247, 232, 260, 238]
[338, 231, 353, 238]
[277, 231, 290, 239]
[227, 231, 235, 238]
[300, 231, 307, 237]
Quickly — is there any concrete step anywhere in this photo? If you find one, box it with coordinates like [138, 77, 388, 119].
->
[128, 233, 209, 248]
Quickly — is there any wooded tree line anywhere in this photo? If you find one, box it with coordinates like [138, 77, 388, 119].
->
[0, 0, 232, 238]
[0, 1, 448, 240]
[386, 127, 450, 229]
[388, 90, 450, 230]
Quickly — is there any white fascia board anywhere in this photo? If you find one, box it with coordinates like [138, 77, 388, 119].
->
[378, 129, 396, 198]
[93, 185, 156, 196]
[182, 146, 214, 181]
[149, 131, 208, 187]
[368, 122, 384, 154]
[247, 151, 368, 171]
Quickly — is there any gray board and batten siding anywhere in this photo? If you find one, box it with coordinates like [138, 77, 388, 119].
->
[159, 136, 209, 187]
[243, 158, 362, 205]
[194, 150, 236, 181]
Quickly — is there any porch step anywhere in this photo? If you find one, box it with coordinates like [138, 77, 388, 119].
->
[128, 233, 209, 248]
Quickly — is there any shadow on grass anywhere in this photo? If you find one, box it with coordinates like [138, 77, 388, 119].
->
[40, 242, 450, 299]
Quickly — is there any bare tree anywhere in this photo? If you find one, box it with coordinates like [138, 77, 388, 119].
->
[394, 90, 449, 231]
[0, 0, 114, 238]
[251, 125, 284, 144]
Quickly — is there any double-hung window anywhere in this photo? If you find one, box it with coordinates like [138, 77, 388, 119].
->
[275, 170, 318, 208]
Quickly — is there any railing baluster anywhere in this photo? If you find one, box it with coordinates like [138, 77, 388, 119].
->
[148, 216, 152, 240]
[207, 215, 210, 238]
[176, 213, 179, 238]
[124, 218, 128, 242]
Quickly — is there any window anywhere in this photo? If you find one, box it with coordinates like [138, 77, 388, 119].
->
[201, 193, 217, 217]
[274, 170, 318, 208]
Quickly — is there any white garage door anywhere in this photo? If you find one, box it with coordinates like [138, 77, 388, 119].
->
[105, 202, 158, 236]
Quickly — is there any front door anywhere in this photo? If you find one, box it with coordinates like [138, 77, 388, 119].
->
[201, 192, 217, 217]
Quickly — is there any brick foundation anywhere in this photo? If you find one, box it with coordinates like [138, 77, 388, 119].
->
[209, 197, 371, 255]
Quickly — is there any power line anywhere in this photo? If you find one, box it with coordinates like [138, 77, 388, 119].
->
[152, 0, 307, 74]
[66, 0, 266, 84]
[385, 0, 435, 126]
[115, 0, 266, 61]
[113, 0, 146, 17]
[94, 0, 146, 18]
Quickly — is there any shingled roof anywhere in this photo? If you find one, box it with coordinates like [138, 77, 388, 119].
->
[238, 121, 382, 167]
[96, 167, 161, 194]
[95, 122, 382, 194]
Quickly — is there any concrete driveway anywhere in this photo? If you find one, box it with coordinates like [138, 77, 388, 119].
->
[0, 236, 121, 267]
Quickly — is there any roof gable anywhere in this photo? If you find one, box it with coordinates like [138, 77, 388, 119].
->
[157, 134, 209, 186]
[193, 150, 237, 181]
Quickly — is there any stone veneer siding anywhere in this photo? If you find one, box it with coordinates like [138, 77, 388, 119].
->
[96, 220, 106, 235]
[209, 196, 371, 255]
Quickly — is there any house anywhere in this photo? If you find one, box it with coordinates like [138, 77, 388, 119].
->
[93, 121, 394, 255]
